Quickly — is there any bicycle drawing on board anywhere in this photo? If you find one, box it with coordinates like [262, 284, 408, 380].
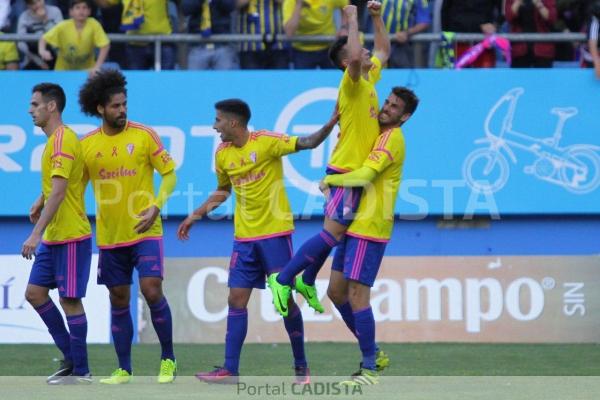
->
[462, 88, 600, 194]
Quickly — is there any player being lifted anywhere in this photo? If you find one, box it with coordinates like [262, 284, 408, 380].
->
[78, 70, 178, 384]
[267, 0, 391, 364]
[178, 99, 338, 384]
[23, 83, 93, 385]
[323, 87, 419, 385]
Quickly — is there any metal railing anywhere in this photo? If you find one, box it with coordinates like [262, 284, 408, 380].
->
[0, 32, 588, 71]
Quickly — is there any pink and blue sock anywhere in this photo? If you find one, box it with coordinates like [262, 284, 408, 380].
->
[354, 306, 376, 370]
[66, 313, 89, 375]
[149, 297, 175, 361]
[34, 300, 71, 361]
[111, 305, 133, 374]
[277, 230, 338, 286]
[224, 307, 247, 374]
[283, 304, 307, 368]
[335, 301, 357, 338]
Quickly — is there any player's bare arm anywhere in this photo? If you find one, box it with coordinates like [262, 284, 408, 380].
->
[177, 185, 232, 240]
[22, 177, 68, 259]
[344, 5, 362, 81]
[296, 108, 340, 150]
[29, 193, 44, 224]
[368, 1, 390, 65]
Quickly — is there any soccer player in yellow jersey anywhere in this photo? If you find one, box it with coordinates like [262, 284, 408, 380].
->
[323, 87, 419, 385]
[39, 0, 110, 74]
[177, 99, 338, 384]
[22, 83, 93, 384]
[269, 2, 390, 319]
[78, 70, 178, 384]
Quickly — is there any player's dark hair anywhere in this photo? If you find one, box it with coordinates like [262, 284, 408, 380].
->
[79, 69, 127, 118]
[392, 86, 419, 115]
[69, 0, 90, 8]
[215, 99, 251, 126]
[32, 83, 66, 113]
[328, 36, 348, 71]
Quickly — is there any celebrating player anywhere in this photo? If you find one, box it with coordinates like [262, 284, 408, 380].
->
[78, 70, 178, 384]
[267, 2, 391, 370]
[23, 83, 93, 385]
[323, 87, 419, 385]
[177, 99, 338, 384]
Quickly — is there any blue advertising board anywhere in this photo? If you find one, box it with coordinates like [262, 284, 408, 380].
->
[0, 69, 598, 216]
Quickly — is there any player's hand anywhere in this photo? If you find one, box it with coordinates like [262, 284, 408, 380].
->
[22, 233, 41, 260]
[343, 5, 357, 20]
[29, 198, 44, 224]
[177, 216, 196, 241]
[480, 23, 496, 35]
[134, 205, 160, 234]
[40, 49, 53, 61]
[367, 1, 382, 17]
[319, 180, 331, 198]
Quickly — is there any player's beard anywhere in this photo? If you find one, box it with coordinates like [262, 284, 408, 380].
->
[107, 113, 127, 130]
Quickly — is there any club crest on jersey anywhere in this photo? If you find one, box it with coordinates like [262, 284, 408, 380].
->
[249, 152, 257, 164]
[126, 143, 135, 155]
[229, 162, 236, 169]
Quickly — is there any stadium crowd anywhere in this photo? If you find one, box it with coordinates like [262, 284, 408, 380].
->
[0, 0, 598, 73]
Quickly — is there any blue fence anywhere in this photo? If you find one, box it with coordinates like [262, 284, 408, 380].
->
[0, 69, 598, 216]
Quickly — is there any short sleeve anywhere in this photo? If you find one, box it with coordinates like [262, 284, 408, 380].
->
[50, 130, 76, 179]
[43, 22, 61, 47]
[362, 131, 403, 173]
[258, 131, 298, 157]
[368, 56, 382, 84]
[146, 128, 176, 175]
[1, 42, 19, 63]
[92, 18, 110, 47]
[214, 152, 231, 188]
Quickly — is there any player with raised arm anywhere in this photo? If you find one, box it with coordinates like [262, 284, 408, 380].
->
[323, 87, 419, 385]
[23, 83, 93, 385]
[177, 99, 338, 384]
[78, 70, 178, 384]
[267, 0, 391, 361]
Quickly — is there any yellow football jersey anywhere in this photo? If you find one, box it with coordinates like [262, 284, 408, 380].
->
[0, 35, 19, 69]
[41, 125, 91, 244]
[283, 0, 348, 52]
[127, 0, 172, 35]
[43, 18, 110, 70]
[215, 131, 298, 240]
[347, 127, 405, 241]
[81, 121, 175, 248]
[328, 56, 382, 173]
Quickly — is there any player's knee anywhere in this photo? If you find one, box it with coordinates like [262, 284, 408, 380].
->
[227, 293, 247, 309]
[59, 297, 83, 314]
[327, 285, 346, 305]
[141, 286, 163, 305]
[25, 286, 47, 307]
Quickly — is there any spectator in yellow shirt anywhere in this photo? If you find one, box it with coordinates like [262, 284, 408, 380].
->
[283, 0, 348, 69]
[39, 0, 110, 74]
[0, 33, 19, 70]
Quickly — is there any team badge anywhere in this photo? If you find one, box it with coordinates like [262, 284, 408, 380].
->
[249, 152, 257, 164]
[127, 143, 135, 155]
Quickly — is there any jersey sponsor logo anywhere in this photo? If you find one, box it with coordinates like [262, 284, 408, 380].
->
[232, 170, 265, 186]
[368, 152, 381, 162]
[98, 166, 137, 179]
[52, 159, 63, 169]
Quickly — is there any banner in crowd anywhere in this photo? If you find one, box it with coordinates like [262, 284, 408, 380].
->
[138, 255, 600, 344]
[0, 70, 599, 216]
